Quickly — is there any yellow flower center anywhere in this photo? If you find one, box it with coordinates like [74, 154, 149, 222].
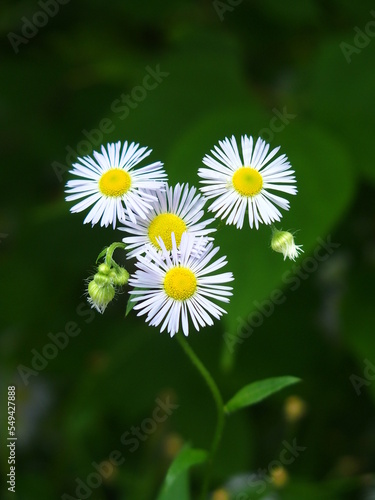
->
[148, 213, 187, 251]
[98, 169, 131, 197]
[164, 267, 197, 301]
[232, 167, 263, 197]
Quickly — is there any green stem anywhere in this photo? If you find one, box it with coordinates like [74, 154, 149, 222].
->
[104, 242, 126, 267]
[176, 333, 225, 499]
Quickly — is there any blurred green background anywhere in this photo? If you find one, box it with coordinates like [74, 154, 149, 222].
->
[1, 0, 375, 498]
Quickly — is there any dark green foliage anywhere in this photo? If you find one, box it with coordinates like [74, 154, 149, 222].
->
[1, 1, 375, 498]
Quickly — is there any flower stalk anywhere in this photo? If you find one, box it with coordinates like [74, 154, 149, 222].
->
[176, 333, 225, 499]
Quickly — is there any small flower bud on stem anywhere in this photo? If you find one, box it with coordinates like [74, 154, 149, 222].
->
[87, 242, 129, 313]
[271, 227, 303, 261]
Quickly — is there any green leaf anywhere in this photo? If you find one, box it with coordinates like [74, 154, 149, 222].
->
[125, 288, 148, 317]
[308, 37, 375, 184]
[125, 293, 136, 317]
[95, 247, 108, 263]
[224, 376, 301, 414]
[156, 445, 208, 500]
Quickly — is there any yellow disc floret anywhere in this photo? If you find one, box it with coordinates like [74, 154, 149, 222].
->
[148, 213, 187, 251]
[232, 167, 263, 197]
[99, 169, 131, 197]
[164, 267, 197, 301]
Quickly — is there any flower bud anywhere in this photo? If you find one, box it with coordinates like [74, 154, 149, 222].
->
[94, 273, 111, 286]
[87, 243, 129, 313]
[109, 267, 129, 286]
[98, 263, 111, 275]
[271, 228, 303, 261]
[87, 279, 115, 314]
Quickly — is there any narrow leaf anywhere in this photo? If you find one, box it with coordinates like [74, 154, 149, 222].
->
[125, 288, 148, 317]
[125, 293, 137, 317]
[225, 376, 301, 414]
[157, 445, 208, 500]
[95, 247, 108, 263]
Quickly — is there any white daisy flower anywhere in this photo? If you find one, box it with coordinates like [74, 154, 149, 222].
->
[128, 232, 234, 337]
[271, 228, 303, 261]
[65, 141, 167, 228]
[198, 135, 297, 230]
[119, 183, 216, 259]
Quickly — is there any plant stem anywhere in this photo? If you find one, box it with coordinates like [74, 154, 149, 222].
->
[104, 242, 126, 267]
[176, 333, 225, 499]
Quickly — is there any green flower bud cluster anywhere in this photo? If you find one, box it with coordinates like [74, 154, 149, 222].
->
[87, 261, 129, 314]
